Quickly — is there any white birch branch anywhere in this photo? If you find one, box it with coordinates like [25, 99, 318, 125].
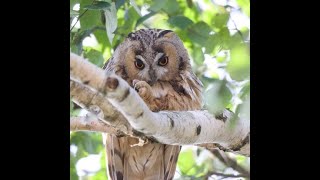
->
[70, 116, 118, 134]
[70, 78, 130, 136]
[70, 53, 250, 156]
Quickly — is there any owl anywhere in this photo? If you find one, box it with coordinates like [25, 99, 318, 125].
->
[103, 29, 203, 180]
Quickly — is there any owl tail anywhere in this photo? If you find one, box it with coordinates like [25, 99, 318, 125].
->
[105, 134, 181, 180]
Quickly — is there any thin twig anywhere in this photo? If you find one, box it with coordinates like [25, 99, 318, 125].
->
[70, 9, 88, 32]
[205, 171, 249, 179]
[230, 17, 245, 43]
[70, 0, 96, 32]
[209, 149, 250, 176]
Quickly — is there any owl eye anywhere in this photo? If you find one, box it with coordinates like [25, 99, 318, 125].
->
[135, 59, 145, 69]
[158, 55, 168, 66]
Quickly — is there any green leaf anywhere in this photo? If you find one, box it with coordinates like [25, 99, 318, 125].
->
[135, 11, 157, 28]
[203, 34, 218, 54]
[168, 15, 193, 29]
[162, 0, 180, 15]
[71, 132, 103, 155]
[186, 0, 193, 8]
[204, 80, 232, 114]
[70, 98, 74, 112]
[93, 27, 111, 54]
[91, 170, 107, 180]
[104, 2, 117, 44]
[187, 21, 212, 47]
[148, 0, 167, 12]
[227, 44, 250, 81]
[118, 7, 140, 34]
[70, 109, 81, 117]
[115, 0, 125, 9]
[212, 13, 229, 29]
[70, 151, 78, 180]
[191, 45, 204, 66]
[204, 27, 232, 54]
[239, 94, 250, 122]
[177, 149, 196, 175]
[70, 0, 80, 9]
[80, 0, 102, 30]
[71, 27, 100, 54]
[70, 10, 79, 18]
[216, 51, 228, 63]
[129, 0, 142, 16]
[84, 49, 105, 67]
[219, 27, 231, 45]
[91, 149, 107, 180]
[239, 82, 250, 100]
[84, 1, 111, 10]
[229, 27, 249, 48]
[236, 0, 250, 16]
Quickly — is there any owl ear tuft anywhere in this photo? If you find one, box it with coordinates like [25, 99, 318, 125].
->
[127, 32, 136, 40]
[158, 30, 174, 38]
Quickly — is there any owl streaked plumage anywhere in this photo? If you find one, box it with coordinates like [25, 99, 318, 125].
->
[103, 29, 203, 180]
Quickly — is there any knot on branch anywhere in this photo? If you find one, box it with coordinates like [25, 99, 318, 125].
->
[106, 76, 119, 90]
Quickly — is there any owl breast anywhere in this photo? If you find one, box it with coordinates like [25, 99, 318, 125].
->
[149, 81, 202, 111]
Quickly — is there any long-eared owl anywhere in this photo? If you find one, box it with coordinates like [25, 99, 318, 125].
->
[103, 29, 203, 180]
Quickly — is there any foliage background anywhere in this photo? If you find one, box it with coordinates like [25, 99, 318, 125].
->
[70, 0, 250, 179]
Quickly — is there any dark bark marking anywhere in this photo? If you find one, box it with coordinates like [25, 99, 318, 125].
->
[132, 129, 145, 137]
[196, 125, 201, 136]
[106, 77, 119, 89]
[135, 111, 144, 119]
[83, 80, 90, 85]
[215, 112, 228, 122]
[118, 88, 130, 102]
[169, 118, 174, 129]
[233, 133, 250, 151]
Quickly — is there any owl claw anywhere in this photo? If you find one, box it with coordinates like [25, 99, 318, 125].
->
[132, 79, 140, 92]
[132, 80, 152, 100]
[132, 80, 159, 111]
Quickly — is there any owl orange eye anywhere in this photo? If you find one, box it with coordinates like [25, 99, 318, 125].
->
[135, 59, 145, 69]
[158, 56, 168, 66]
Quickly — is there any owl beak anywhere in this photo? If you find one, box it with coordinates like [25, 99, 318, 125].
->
[148, 69, 157, 86]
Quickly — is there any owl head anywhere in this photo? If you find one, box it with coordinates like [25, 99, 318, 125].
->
[106, 29, 192, 86]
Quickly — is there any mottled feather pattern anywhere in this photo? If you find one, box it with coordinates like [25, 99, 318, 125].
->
[104, 29, 203, 180]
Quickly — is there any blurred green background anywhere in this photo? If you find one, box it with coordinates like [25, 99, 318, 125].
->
[70, 0, 250, 179]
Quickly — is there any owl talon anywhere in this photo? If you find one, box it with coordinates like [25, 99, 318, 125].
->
[132, 80, 152, 100]
[132, 79, 140, 92]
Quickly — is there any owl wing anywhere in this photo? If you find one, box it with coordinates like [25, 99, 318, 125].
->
[106, 138, 181, 180]
[178, 71, 203, 103]
[105, 134, 125, 180]
[164, 145, 181, 180]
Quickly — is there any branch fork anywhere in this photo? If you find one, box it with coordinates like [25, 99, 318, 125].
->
[70, 52, 250, 156]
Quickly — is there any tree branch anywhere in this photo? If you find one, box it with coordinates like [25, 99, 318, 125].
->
[70, 78, 131, 135]
[204, 171, 249, 179]
[70, 116, 118, 134]
[70, 52, 250, 156]
[209, 149, 250, 176]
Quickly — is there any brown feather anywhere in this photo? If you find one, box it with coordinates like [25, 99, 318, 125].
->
[104, 29, 203, 180]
